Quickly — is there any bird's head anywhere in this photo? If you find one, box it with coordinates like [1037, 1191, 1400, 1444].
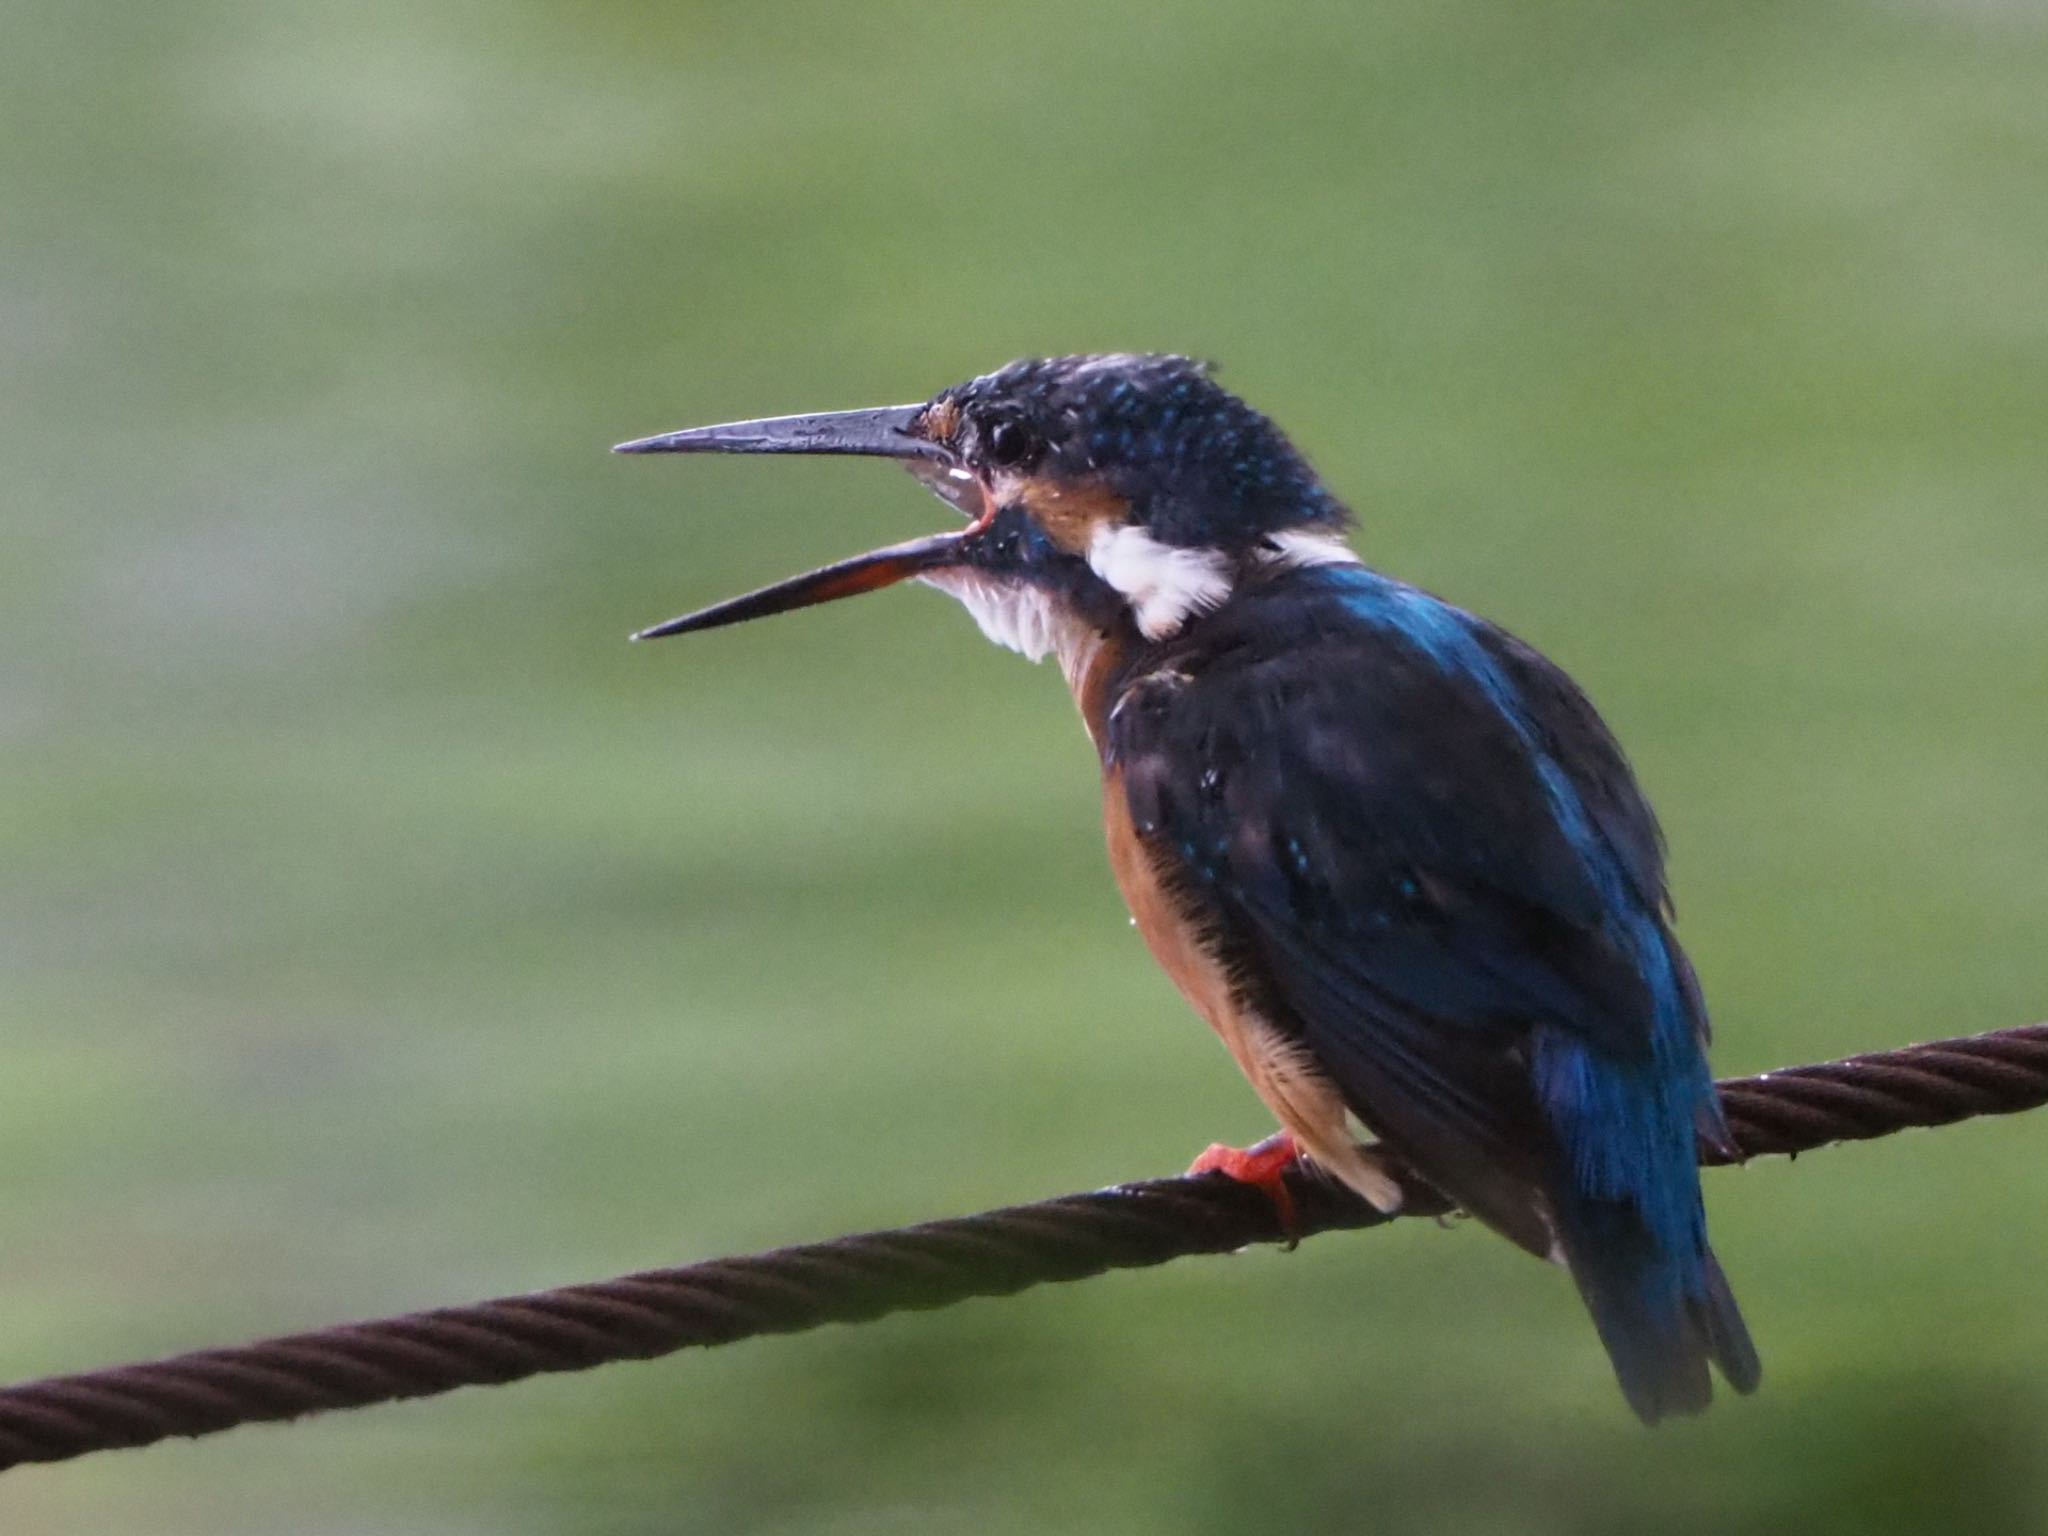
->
[617, 353, 1353, 660]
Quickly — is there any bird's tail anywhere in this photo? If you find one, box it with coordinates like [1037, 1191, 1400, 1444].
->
[1553, 1194, 1761, 1425]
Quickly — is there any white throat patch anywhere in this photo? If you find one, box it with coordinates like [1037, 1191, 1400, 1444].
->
[918, 569, 1087, 665]
[1086, 524, 1234, 640]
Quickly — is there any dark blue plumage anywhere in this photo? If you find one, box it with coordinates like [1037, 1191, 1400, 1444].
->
[1104, 560, 1759, 1419]
[621, 352, 1760, 1422]
[930, 354, 1350, 543]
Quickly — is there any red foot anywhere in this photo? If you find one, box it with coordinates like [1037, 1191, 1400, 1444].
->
[1187, 1130, 1302, 1238]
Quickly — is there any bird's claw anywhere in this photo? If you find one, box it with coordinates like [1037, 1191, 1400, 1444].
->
[1187, 1130, 1303, 1243]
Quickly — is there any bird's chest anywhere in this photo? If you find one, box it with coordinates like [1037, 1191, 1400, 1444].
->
[1086, 651, 1388, 1199]
[1074, 641, 1243, 1037]
[1099, 770, 1239, 1038]
[1103, 754, 1375, 1198]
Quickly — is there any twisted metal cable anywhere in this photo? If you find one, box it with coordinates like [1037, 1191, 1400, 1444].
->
[1, 1021, 2043, 1475]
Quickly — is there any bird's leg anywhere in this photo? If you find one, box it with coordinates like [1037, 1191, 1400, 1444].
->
[1187, 1129, 1303, 1237]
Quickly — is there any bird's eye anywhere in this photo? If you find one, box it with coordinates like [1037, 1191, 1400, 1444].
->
[985, 420, 1036, 469]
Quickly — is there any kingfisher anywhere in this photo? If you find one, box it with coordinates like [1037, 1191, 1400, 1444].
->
[615, 353, 1760, 1423]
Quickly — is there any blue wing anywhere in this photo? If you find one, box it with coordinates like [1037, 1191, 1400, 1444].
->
[1107, 563, 1757, 1420]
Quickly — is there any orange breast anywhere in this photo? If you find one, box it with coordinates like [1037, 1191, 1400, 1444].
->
[1095, 713, 1400, 1212]
[1102, 771, 1240, 1037]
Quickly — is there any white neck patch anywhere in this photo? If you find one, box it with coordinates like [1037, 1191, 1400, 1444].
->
[1086, 523, 1234, 640]
[1259, 528, 1361, 569]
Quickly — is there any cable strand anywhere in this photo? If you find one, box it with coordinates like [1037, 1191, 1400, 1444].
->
[0, 1021, 2042, 1474]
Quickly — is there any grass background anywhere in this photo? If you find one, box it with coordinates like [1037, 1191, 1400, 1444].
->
[4, 1, 2047, 1531]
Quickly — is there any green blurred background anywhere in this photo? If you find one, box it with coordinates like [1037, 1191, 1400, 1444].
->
[5, 1, 2047, 1531]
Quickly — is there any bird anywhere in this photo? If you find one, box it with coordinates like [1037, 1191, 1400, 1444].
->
[614, 352, 1760, 1424]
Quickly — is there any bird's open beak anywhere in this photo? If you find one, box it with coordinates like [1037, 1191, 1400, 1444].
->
[615, 403, 977, 640]
[629, 529, 967, 640]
